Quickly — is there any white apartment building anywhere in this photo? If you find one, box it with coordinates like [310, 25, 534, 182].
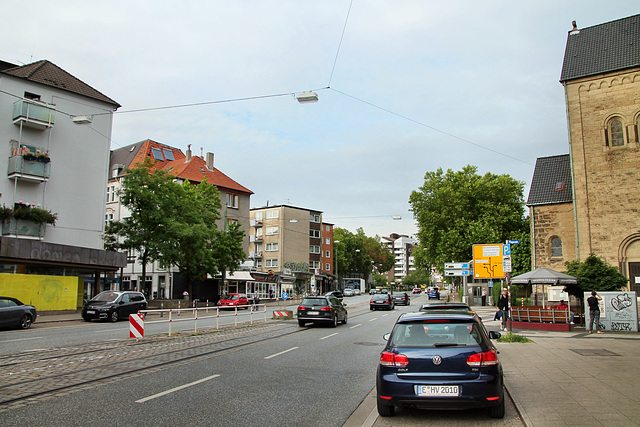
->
[382, 233, 417, 285]
[0, 60, 125, 310]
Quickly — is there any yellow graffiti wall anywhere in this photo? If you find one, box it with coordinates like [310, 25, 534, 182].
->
[0, 274, 81, 311]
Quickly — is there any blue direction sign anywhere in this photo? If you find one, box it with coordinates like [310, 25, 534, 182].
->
[281, 292, 289, 300]
[506, 240, 520, 245]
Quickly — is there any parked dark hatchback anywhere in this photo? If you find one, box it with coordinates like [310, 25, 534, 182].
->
[370, 293, 394, 310]
[377, 311, 504, 418]
[0, 297, 37, 329]
[297, 296, 347, 327]
[82, 291, 147, 323]
[392, 292, 411, 306]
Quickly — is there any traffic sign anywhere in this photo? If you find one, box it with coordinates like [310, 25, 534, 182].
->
[281, 292, 289, 300]
[506, 240, 520, 245]
[502, 245, 511, 256]
[503, 255, 512, 273]
[473, 244, 506, 279]
[444, 269, 470, 276]
[444, 263, 470, 270]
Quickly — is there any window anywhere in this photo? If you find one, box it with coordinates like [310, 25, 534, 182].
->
[310, 213, 320, 223]
[310, 229, 320, 238]
[254, 211, 263, 221]
[256, 228, 263, 237]
[266, 226, 279, 236]
[551, 237, 563, 257]
[310, 261, 320, 270]
[162, 149, 175, 161]
[607, 118, 625, 147]
[151, 147, 164, 161]
[326, 225, 331, 231]
[326, 238, 330, 245]
[254, 243, 262, 252]
[325, 250, 331, 258]
[310, 245, 321, 254]
[227, 218, 238, 226]
[265, 242, 279, 251]
[266, 259, 278, 267]
[24, 92, 41, 101]
[325, 263, 331, 271]
[226, 193, 239, 208]
[266, 210, 279, 219]
[105, 212, 114, 227]
[256, 259, 262, 268]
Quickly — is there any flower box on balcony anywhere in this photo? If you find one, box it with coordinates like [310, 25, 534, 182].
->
[1, 218, 46, 238]
[12, 99, 55, 130]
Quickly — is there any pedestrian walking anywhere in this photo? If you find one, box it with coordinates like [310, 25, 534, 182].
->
[497, 289, 509, 331]
[587, 291, 603, 334]
[482, 288, 487, 306]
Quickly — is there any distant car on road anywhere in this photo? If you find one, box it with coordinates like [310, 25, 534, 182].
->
[412, 288, 422, 294]
[343, 288, 355, 297]
[376, 311, 504, 418]
[391, 292, 410, 306]
[218, 293, 250, 309]
[369, 289, 377, 295]
[427, 287, 440, 300]
[0, 296, 37, 329]
[325, 290, 344, 300]
[82, 291, 147, 323]
[371, 293, 394, 310]
[297, 295, 347, 327]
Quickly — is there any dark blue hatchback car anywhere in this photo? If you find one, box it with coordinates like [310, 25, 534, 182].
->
[376, 311, 504, 418]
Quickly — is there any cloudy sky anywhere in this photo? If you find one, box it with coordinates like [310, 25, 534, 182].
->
[3, 1, 638, 238]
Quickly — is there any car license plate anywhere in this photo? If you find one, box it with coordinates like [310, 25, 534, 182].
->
[416, 385, 459, 397]
[86, 310, 95, 314]
[308, 311, 319, 315]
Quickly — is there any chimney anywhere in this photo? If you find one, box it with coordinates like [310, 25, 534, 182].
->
[206, 152, 214, 171]
[186, 144, 191, 162]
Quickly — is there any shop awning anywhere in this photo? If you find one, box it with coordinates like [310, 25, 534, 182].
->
[225, 271, 255, 281]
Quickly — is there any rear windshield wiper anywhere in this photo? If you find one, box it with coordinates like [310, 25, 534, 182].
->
[433, 343, 463, 347]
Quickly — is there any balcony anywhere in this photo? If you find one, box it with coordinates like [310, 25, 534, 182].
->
[250, 219, 263, 227]
[1, 219, 45, 239]
[8, 155, 51, 182]
[250, 235, 263, 243]
[13, 99, 55, 130]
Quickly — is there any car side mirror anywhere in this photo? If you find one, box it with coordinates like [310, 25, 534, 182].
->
[343, 302, 347, 307]
[489, 331, 501, 339]
[383, 333, 390, 341]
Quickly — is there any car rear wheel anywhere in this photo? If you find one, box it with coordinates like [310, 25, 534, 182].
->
[377, 398, 395, 417]
[19, 314, 32, 329]
[298, 320, 306, 327]
[110, 310, 119, 323]
[342, 313, 348, 324]
[489, 397, 505, 418]
[331, 315, 338, 328]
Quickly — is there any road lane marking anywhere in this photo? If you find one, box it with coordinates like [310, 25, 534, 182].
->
[264, 347, 299, 359]
[350, 324, 361, 329]
[320, 333, 338, 340]
[0, 336, 42, 343]
[369, 318, 377, 322]
[136, 374, 220, 403]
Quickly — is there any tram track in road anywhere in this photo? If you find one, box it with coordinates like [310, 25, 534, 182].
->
[0, 303, 386, 412]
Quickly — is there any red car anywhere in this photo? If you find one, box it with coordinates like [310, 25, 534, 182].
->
[218, 293, 249, 309]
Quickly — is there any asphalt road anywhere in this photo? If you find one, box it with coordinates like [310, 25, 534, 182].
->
[0, 294, 523, 426]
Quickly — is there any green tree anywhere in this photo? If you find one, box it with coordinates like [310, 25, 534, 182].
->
[563, 253, 628, 298]
[409, 165, 528, 273]
[401, 269, 432, 289]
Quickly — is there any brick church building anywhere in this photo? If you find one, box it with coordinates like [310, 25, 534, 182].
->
[527, 14, 640, 293]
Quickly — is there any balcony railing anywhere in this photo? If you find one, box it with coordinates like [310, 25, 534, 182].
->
[8, 155, 51, 182]
[13, 99, 55, 129]
[1, 219, 46, 239]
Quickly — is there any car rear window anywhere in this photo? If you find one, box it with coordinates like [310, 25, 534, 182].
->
[302, 298, 328, 306]
[390, 321, 482, 348]
[373, 294, 389, 300]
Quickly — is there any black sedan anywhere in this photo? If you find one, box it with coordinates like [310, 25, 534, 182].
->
[370, 293, 394, 310]
[377, 311, 504, 418]
[297, 296, 347, 327]
[0, 296, 37, 329]
[392, 292, 411, 306]
[82, 291, 147, 323]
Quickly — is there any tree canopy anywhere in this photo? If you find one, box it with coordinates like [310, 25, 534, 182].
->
[333, 227, 395, 284]
[409, 165, 529, 273]
[563, 253, 628, 298]
[105, 159, 245, 286]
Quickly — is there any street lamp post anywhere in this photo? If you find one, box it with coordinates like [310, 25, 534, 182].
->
[334, 240, 340, 291]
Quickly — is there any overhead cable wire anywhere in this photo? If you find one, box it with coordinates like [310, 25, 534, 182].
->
[328, 87, 534, 166]
[328, 0, 354, 87]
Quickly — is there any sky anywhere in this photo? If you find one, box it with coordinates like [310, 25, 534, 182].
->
[2, 1, 638, 239]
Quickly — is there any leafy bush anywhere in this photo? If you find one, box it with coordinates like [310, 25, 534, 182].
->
[497, 332, 532, 343]
[0, 203, 57, 225]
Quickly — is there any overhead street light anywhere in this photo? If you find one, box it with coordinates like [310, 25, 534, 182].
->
[296, 91, 319, 104]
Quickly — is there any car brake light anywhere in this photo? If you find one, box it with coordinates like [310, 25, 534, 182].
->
[320, 306, 332, 311]
[380, 351, 409, 368]
[297, 306, 305, 311]
[466, 350, 499, 366]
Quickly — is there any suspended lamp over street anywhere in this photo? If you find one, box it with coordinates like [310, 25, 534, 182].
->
[296, 91, 319, 104]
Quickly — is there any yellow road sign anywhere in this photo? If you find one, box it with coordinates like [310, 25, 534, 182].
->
[473, 244, 505, 279]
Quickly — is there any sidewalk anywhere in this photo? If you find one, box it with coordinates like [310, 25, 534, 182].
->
[473, 305, 640, 426]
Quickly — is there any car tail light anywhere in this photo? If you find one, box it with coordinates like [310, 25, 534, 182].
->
[297, 306, 306, 311]
[466, 350, 499, 366]
[370, 299, 374, 303]
[380, 351, 409, 367]
[320, 306, 332, 312]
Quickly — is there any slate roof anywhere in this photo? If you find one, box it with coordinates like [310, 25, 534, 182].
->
[526, 154, 573, 206]
[0, 60, 120, 107]
[560, 14, 640, 82]
[110, 140, 252, 195]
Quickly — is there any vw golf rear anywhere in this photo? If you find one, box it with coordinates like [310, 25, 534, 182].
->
[376, 311, 504, 418]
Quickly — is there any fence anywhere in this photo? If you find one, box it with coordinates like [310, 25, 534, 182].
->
[139, 304, 267, 336]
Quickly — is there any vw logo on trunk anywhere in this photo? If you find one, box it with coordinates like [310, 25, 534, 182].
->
[432, 355, 442, 365]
